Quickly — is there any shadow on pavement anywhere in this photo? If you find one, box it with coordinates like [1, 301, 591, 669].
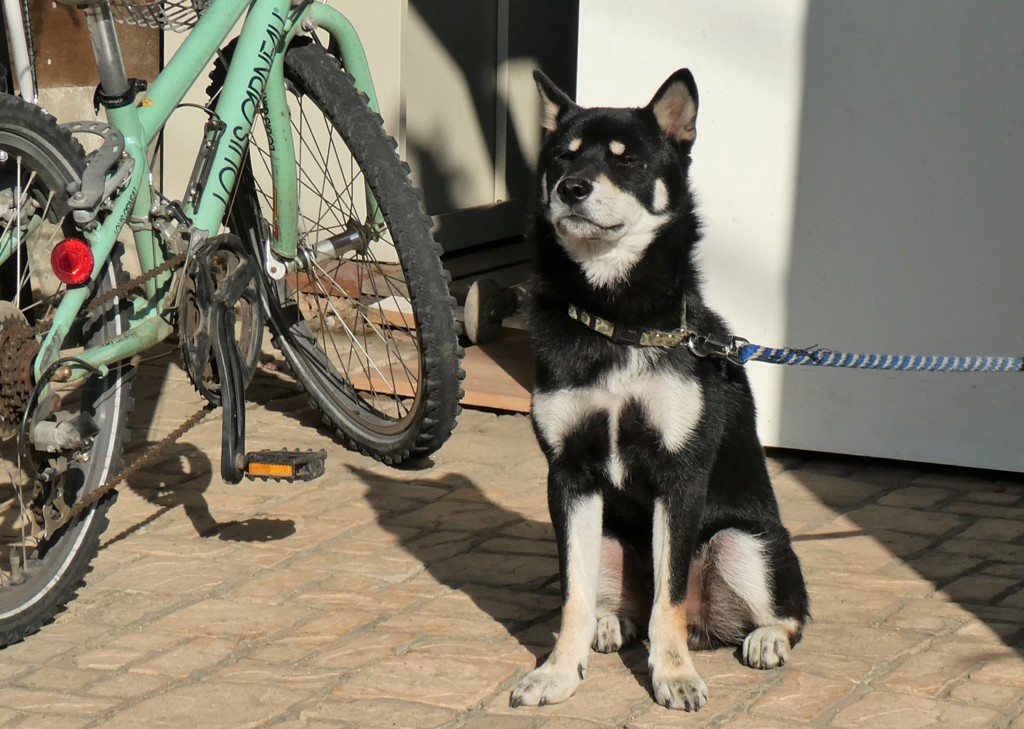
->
[780, 451, 1024, 658]
[103, 350, 296, 548]
[352, 464, 559, 658]
[351, 462, 659, 699]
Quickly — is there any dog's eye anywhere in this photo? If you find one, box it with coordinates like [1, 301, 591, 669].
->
[556, 150, 575, 163]
[617, 155, 639, 167]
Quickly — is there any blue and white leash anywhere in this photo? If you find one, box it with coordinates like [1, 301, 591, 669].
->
[734, 344, 1024, 373]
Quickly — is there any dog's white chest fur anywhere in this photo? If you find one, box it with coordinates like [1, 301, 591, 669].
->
[533, 350, 704, 488]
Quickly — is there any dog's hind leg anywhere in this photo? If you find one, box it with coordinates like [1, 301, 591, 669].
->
[510, 492, 603, 707]
[593, 535, 651, 653]
[689, 528, 808, 669]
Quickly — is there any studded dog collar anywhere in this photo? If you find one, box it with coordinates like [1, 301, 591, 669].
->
[567, 303, 748, 361]
[567, 303, 692, 347]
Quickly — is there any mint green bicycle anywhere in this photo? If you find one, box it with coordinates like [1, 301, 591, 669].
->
[0, 0, 462, 644]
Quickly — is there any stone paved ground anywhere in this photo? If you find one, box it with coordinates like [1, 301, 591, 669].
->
[0, 348, 1022, 728]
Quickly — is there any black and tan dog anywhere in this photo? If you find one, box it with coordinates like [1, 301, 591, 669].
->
[509, 70, 809, 712]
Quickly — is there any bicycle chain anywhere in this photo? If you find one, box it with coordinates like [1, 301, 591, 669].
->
[85, 251, 188, 320]
[63, 404, 215, 523]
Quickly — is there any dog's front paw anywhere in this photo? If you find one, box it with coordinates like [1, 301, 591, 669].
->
[651, 667, 708, 712]
[592, 615, 638, 653]
[742, 626, 790, 669]
[510, 663, 582, 707]
[745, 626, 790, 671]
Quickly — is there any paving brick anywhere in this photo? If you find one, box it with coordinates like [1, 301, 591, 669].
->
[298, 698, 456, 728]
[947, 677, 1023, 711]
[936, 538, 1024, 564]
[968, 649, 1024, 687]
[884, 599, 982, 633]
[954, 618, 1021, 643]
[13, 665, 99, 692]
[987, 562, 1024, 580]
[227, 567, 326, 604]
[829, 689, 1000, 728]
[879, 640, 990, 698]
[842, 504, 968, 537]
[797, 623, 929, 663]
[128, 636, 239, 678]
[293, 573, 443, 612]
[777, 470, 885, 507]
[1000, 587, 1024, 609]
[90, 557, 241, 595]
[304, 629, 417, 671]
[913, 474, 1008, 491]
[208, 658, 342, 690]
[0, 662, 27, 683]
[332, 648, 521, 711]
[876, 485, 954, 509]
[145, 598, 310, 640]
[458, 716, 539, 729]
[75, 630, 185, 671]
[8, 716, 93, 729]
[101, 682, 305, 729]
[806, 580, 906, 624]
[418, 552, 560, 589]
[940, 502, 1024, 521]
[942, 573, 1020, 606]
[787, 651, 876, 684]
[707, 716, 808, 729]
[750, 670, 853, 723]
[268, 721, 348, 729]
[86, 670, 176, 699]
[884, 551, 983, 585]
[478, 536, 559, 557]
[957, 517, 1024, 542]
[0, 687, 117, 717]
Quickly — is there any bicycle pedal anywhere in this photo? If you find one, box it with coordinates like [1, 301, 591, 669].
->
[244, 449, 327, 482]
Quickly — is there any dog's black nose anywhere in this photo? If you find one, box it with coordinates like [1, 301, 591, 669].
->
[556, 177, 593, 204]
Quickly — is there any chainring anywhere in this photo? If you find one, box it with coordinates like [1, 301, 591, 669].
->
[179, 235, 264, 404]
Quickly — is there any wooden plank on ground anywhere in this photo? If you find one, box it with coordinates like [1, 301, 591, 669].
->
[348, 373, 416, 399]
[348, 328, 533, 413]
[460, 329, 532, 413]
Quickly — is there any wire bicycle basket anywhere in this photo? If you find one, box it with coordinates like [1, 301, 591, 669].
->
[108, 0, 209, 32]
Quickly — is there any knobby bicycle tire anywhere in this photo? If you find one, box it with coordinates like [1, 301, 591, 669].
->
[216, 40, 463, 464]
[0, 95, 132, 645]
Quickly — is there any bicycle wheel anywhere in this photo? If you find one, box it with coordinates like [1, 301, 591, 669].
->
[217, 40, 462, 464]
[0, 95, 131, 645]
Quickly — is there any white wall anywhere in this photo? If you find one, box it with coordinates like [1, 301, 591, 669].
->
[578, 1, 1024, 471]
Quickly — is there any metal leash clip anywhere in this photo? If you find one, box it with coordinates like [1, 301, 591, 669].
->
[686, 333, 750, 364]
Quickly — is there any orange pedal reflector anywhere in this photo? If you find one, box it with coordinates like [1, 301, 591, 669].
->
[244, 450, 327, 482]
[247, 462, 295, 479]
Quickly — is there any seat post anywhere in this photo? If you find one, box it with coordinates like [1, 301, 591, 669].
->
[82, 2, 129, 100]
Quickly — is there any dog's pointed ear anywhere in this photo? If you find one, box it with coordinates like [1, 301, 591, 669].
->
[647, 69, 699, 145]
[534, 70, 576, 132]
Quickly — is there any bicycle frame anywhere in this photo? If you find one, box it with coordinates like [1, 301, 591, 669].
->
[3, 0, 381, 385]
[1, 0, 37, 101]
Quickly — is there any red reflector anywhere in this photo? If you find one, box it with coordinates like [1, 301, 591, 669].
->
[51, 238, 94, 285]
